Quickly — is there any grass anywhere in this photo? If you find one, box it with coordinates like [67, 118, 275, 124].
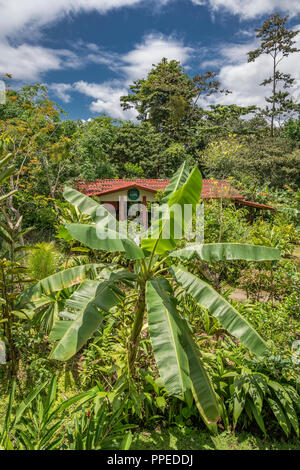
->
[1, 387, 299, 450]
[131, 427, 300, 451]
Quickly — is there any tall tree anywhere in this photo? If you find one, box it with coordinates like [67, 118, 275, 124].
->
[120, 58, 196, 140]
[0, 82, 62, 235]
[248, 13, 300, 136]
[192, 71, 231, 108]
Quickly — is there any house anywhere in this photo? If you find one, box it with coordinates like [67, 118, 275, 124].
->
[76, 178, 275, 224]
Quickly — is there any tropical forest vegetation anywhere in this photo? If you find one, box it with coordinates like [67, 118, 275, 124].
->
[0, 13, 299, 451]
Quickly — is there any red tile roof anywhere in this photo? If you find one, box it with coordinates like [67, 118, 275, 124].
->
[76, 178, 244, 200]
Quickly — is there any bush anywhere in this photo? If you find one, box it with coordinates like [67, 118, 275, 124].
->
[201, 135, 300, 189]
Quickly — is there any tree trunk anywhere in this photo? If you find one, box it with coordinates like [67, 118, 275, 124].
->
[271, 53, 277, 137]
[127, 283, 146, 377]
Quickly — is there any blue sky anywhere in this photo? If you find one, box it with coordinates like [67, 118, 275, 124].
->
[0, 0, 299, 121]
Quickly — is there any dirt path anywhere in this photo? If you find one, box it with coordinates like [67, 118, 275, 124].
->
[293, 246, 300, 259]
[229, 289, 270, 303]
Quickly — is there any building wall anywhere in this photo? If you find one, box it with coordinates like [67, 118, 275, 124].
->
[98, 188, 156, 203]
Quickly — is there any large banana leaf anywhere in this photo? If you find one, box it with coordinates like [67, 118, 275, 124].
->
[49, 279, 122, 360]
[171, 243, 281, 262]
[64, 186, 132, 240]
[146, 277, 220, 423]
[63, 186, 114, 224]
[65, 223, 144, 259]
[170, 266, 268, 357]
[16, 264, 102, 308]
[65, 269, 135, 314]
[48, 321, 71, 341]
[63, 186, 131, 243]
[141, 166, 203, 254]
[146, 278, 190, 395]
[177, 313, 220, 424]
[141, 204, 182, 254]
[168, 166, 203, 210]
[161, 162, 191, 204]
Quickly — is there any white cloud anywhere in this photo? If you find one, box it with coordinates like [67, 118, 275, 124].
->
[190, 0, 300, 19]
[120, 33, 194, 82]
[54, 28, 300, 120]
[71, 33, 194, 119]
[0, 1, 145, 39]
[0, 0, 169, 81]
[84, 32, 194, 82]
[0, 41, 80, 81]
[48, 83, 74, 103]
[74, 80, 138, 120]
[2, 0, 298, 119]
[199, 27, 300, 109]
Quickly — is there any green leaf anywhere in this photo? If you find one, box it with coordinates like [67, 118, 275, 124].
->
[170, 266, 268, 357]
[142, 166, 203, 255]
[63, 186, 109, 223]
[13, 382, 48, 426]
[16, 264, 101, 308]
[146, 278, 190, 396]
[0, 167, 15, 184]
[0, 153, 13, 170]
[66, 224, 144, 260]
[50, 279, 122, 360]
[17, 430, 34, 450]
[168, 166, 203, 210]
[252, 373, 269, 396]
[4, 381, 16, 430]
[162, 162, 191, 204]
[267, 398, 291, 437]
[269, 381, 299, 437]
[179, 317, 220, 424]
[55, 225, 73, 243]
[0, 225, 12, 243]
[284, 385, 300, 413]
[247, 399, 266, 435]
[120, 431, 133, 451]
[44, 375, 57, 416]
[284, 401, 299, 437]
[48, 321, 71, 341]
[156, 396, 166, 410]
[171, 243, 281, 262]
[146, 277, 219, 423]
[64, 187, 144, 258]
[248, 375, 264, 414]
[233, 377, 246, 426]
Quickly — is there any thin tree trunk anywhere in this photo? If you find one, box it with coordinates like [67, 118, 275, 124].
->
[271, 53, 277, 137]
[127, 284, 146, 377]
[218, 198, 223, 243]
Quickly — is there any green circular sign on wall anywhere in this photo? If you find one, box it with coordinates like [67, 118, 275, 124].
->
[128, 188, 140, 200]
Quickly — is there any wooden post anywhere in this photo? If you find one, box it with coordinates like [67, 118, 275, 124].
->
[119, 195, 126, 221]
[250, 207, 254, 224]
[142, 196, 147, 228]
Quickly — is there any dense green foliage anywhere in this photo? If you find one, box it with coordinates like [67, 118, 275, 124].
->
[0, 13, 299, 450]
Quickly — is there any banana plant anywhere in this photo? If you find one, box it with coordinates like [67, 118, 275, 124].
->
[19, 163, 280, 424]
[15, 262, 109, 334]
